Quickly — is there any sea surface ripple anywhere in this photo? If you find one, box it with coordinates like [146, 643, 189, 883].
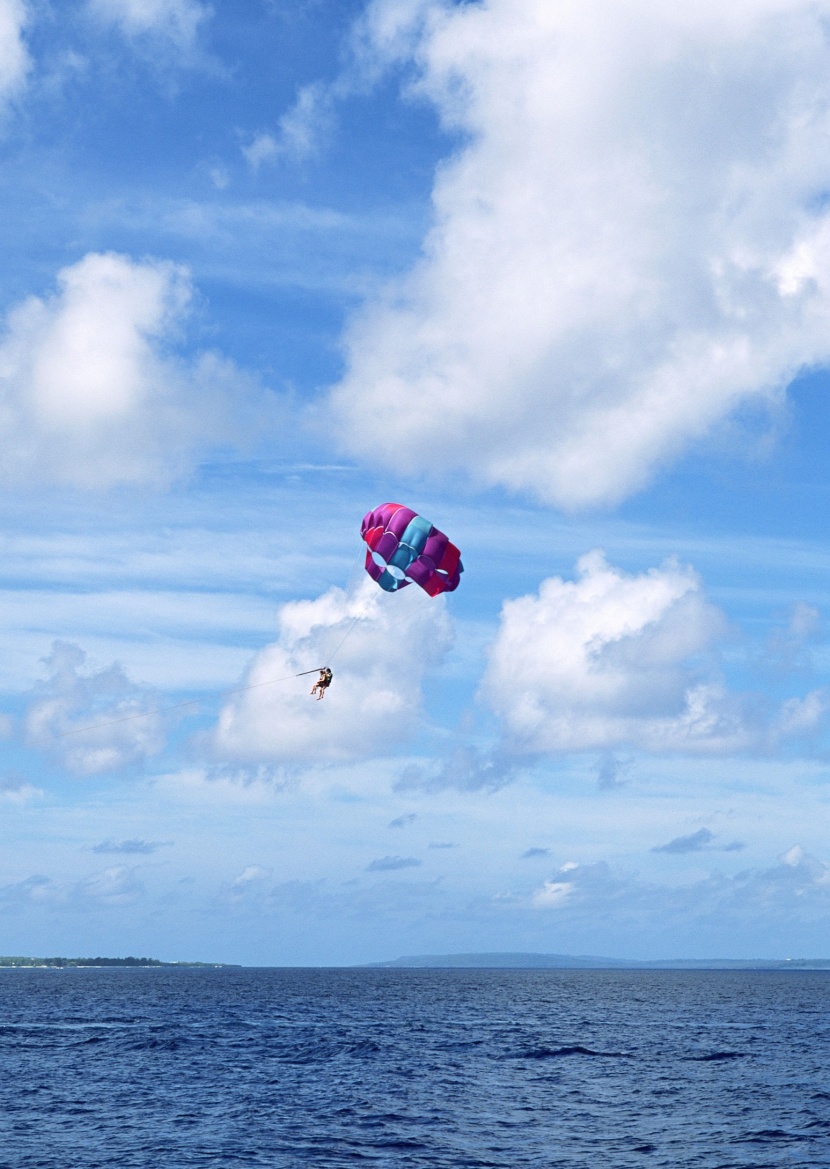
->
[0, 967, 828, 1168]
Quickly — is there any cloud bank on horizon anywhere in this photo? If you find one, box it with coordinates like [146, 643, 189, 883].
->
[330, 0, 830, 506]
[529, 844, 830, 936]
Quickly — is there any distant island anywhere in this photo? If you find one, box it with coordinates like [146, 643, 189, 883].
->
[369, 952, 830, 970]
[0, 956, 229, 968]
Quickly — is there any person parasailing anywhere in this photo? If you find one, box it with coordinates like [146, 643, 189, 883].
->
[311, 667, 333, 700]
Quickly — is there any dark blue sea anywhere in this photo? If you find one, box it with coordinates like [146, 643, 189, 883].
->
[1, 967, 829, 1168]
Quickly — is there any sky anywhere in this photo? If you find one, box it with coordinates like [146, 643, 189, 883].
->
[2, 0, 830, 965]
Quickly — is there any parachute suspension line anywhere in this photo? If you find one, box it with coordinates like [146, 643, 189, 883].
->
[316, 543, 367, 667]
[325, 611, 362, 665]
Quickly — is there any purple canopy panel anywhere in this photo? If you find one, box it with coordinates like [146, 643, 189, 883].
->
[373, 531, 399, 562]
[386, 507, 418, 539]
[405, 558, 434, 589]
[423, 531, 448, 562]
[364, 552, 385, 583]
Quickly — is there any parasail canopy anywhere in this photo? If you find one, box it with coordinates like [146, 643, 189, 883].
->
[361, 502, 463, 596]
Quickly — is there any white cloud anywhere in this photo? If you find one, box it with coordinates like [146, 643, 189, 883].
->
[88, 0, 208, 46]
[528, 846, 830, 931]
[481, 551, 753, 754]
[79, 864, 144, 904]
[0, 0, 30, 107]
[243, 83, 333, 169]
[25, 641, 165, 776]
[228, 865, 272, 897]
[0, 772, 42, 803]
[774, 687, 830, 736]
[763, 602, 822, 674]
[329, 0, 830, 507]
[0, 864, 144, 912]
[214, 578, 453, 765]
[242, 134, 279, 170]
[396, 743, 515, 793]
[531, 878, 574, 909]
[481, 552, 830, 759]
[0, 251, 260, 488]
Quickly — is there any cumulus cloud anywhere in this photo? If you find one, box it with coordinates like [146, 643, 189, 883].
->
[396, 743, 516, 792]
[80, 864, 144, 904]
[0, 251, 261, 488]
[25, 641, 165, 776]
[214, 578, 453, 765]
[88, 0, 208, 46]
[0, 0, 30, 108]
[0, 865, 144, 912]
[763, 602, 822, 674]
[226, 865, 272, 899]
[774, 687, 830, 738]
[329, 0, 830, 507]
[480, 551, 751, 754]
[0, 771, 42, 803]
[532, 866, 578, 909]
[528, 846, 830, 935]
[477, 553, 830, 761]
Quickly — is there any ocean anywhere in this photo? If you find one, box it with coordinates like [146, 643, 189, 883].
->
[0, 966, 828, 1168]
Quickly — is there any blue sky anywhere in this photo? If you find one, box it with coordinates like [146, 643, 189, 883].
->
[3, 0, 830, 965]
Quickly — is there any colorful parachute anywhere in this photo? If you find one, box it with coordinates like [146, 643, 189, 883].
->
[361, 503, 463, 596]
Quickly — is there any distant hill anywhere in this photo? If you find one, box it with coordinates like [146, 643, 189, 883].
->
[369, 952, 830, 970]
[0, 956, 228, 968]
